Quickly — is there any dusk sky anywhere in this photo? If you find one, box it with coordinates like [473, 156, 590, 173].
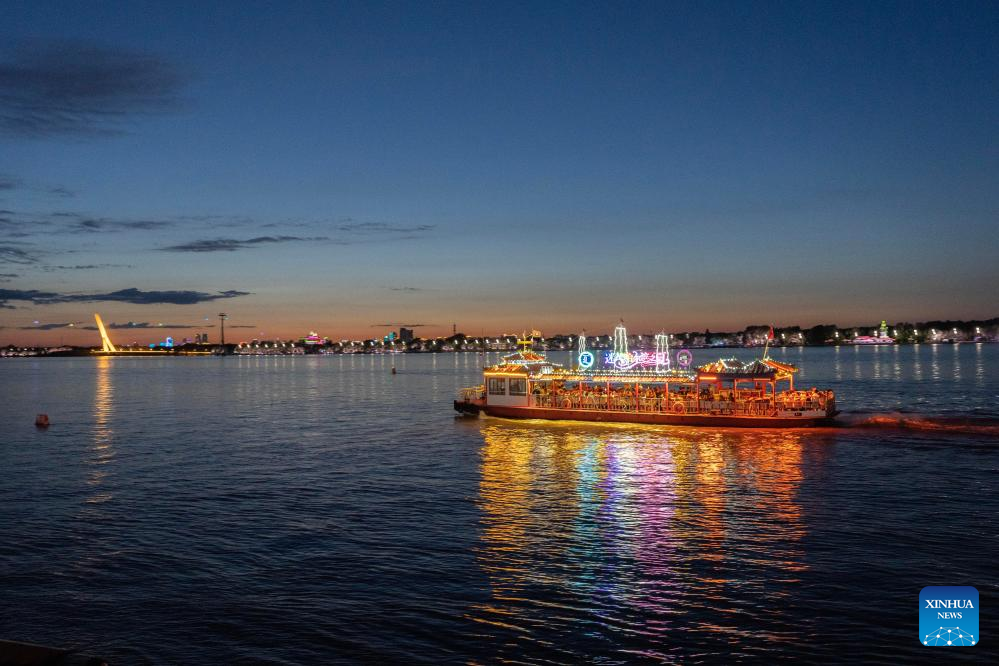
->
[2, 1, 997, 345]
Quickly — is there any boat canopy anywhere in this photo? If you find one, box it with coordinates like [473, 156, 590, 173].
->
[499, 350, 548, 365]
[696, 357, 798, 381]
[486, 350, 559, 375]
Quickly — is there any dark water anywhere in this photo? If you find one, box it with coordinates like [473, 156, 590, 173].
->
[1, 345, 997, 664]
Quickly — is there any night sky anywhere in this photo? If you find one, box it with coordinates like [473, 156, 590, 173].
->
[2, 1, 997, 345]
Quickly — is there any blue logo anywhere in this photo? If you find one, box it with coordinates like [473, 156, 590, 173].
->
[920, 586, 978, 646]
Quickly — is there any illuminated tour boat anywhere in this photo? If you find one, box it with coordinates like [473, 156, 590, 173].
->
[850, 320, 895, 345]
[455, 323, 838, 428]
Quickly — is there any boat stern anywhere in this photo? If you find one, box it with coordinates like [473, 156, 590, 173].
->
[455, 385, 486, 416]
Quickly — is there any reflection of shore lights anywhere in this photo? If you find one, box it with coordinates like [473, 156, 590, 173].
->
[578, 351, 595, 369]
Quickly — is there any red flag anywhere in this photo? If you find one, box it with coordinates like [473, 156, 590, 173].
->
[767, 326, 774, 341]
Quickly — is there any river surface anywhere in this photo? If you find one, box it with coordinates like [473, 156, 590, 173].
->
[1, 345, 997, 664]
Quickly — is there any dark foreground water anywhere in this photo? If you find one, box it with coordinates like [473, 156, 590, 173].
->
[1, 345, 997, 664]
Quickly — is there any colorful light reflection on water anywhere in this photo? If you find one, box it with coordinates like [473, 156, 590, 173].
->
[469, 422, 822, 659]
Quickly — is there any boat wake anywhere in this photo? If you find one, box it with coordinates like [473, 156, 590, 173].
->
[839, 412, 999, 437]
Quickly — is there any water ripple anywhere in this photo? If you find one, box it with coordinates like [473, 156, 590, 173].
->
[0, 347, 996, 663]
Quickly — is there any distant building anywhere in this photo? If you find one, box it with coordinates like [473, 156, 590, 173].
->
[399, 327, 414, 343]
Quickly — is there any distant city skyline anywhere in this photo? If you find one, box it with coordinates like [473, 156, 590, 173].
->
[2, 1, 998, 345]
[4, 312, 997, 348]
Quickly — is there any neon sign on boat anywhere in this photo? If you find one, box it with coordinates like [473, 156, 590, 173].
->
[603, 350, 663, 370]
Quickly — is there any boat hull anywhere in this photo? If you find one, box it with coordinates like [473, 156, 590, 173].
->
[474, 404, 836, 428]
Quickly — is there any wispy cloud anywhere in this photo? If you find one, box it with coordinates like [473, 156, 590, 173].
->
[102, 321, 202, 329]
[0, 287, 250, 308]
[18, 321, 81, 330]
[71, 217, 171, 232]
[40, 263, 133, 272]
[159, 235, 327, 253]
[0, 174, 74, 198]
[0, 41, 187, 138]
[0, 207, 436, 253]
[338, 222, 434, 234]
[0, 209, 174, 239]
[0, 244, 38, 265]
[383, 286, 431, 292]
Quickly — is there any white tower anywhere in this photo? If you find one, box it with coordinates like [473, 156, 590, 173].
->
[654, 332, 670, 372]
[613, 321, 629, 357]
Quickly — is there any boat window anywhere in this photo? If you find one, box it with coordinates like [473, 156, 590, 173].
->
[487, 377, 506, 395]
[509, 378, 527, 395]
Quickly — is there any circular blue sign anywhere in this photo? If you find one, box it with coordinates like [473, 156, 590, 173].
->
[578, 351, 594, 370]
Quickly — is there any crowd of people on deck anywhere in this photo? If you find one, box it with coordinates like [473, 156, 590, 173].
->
[775, 388, 832, 411]
[531, 381, 833, 415]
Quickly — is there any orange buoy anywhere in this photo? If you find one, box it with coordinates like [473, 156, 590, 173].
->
[35, 413, 50, 428]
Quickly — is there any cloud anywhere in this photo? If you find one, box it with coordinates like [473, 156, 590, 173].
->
[18, 321, 81, 330]
[0, 210, 49, 237]
[160, 218, 434, 252]
[331, 222, 435, 243]
[175, 214, 255, 228]
[0, 175, 74, 198]
[0, 287, 250, 308]
[40, 263, 133, 272]
[0, 244, 38, 265]
[0, 209, 174, 239]
[0, 272, 17, 282]
[338, 222, 434, 234]
[384, 286, 430, 292]
[159, 235, 327, 252]
[0, 287, 58, 309]
[79, 288, 250, 305]
[227, 324, 257, 329]
[71, 217, 171, 232]
[102, 321, 201, 329]
[0, 41, 187, 137]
